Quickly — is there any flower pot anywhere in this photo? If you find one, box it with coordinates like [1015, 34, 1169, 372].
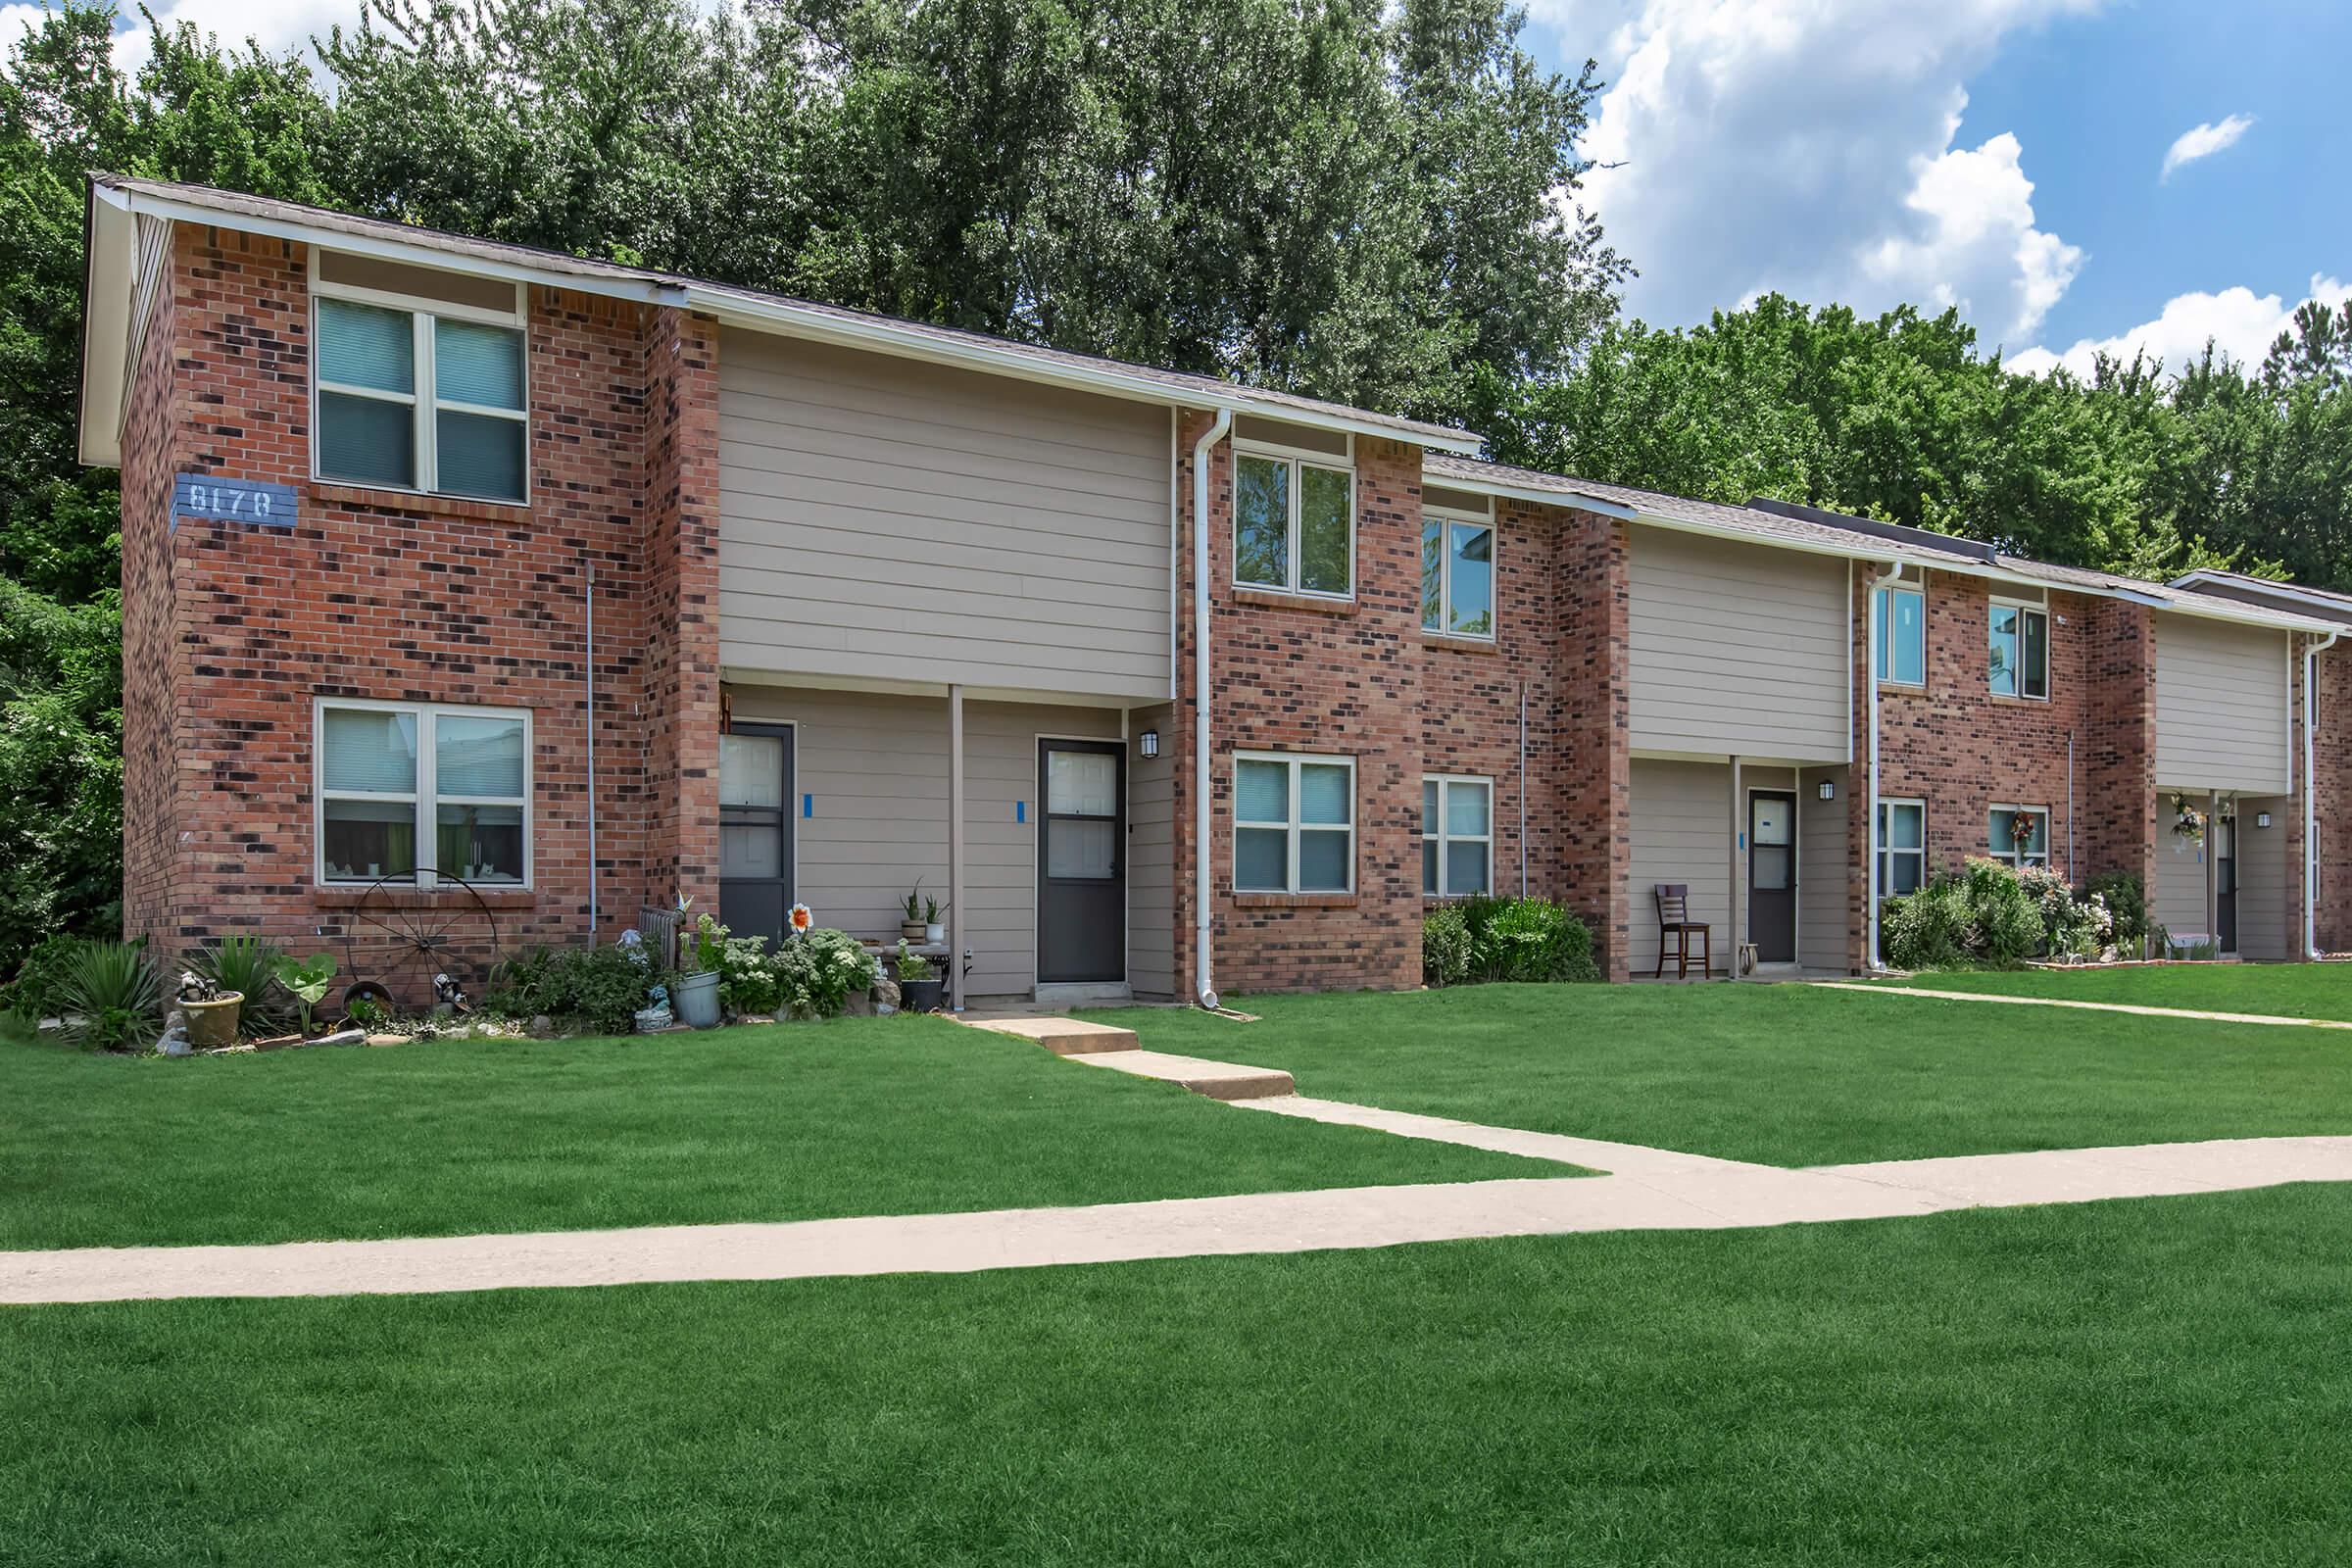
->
[182, 992, 243, 1051]
[900, 977, 945, 1013]
[673, 970, 722, 1029]
[924, 922, 945, 944]
[901, 919, 927, 941]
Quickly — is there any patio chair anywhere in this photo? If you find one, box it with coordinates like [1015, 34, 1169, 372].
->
[1652, 884, 1712, 979]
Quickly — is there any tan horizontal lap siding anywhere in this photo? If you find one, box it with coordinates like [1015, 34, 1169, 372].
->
[1126, 702, 1177, 999]
[2153, 615, 2289, 794]
[716, 333, 1171, 700]
[1628, 529, 1848, 760]
[2149, 831, 2211, 941]
[1798, 765, 1849, 973]
[2235, 797, 2290, 960]
[1629, 759, 1731, 976]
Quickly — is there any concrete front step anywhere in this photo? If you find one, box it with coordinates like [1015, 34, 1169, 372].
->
[956, 1013, 1141, 1055]
[1072, 1050, 1296, 1102]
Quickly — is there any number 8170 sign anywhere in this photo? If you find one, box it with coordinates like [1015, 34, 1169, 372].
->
[172, 474, 298, 531]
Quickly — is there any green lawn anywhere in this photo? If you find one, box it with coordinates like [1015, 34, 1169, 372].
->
[1882, 959, 2352, 1019]
[0, 1017, 1553, 1252]
[7, 1185, 2348, 1564]
[1085, 984, 2352, 1166]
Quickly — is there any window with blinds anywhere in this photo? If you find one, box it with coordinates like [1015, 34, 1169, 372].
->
[318, 700, 529, 886]
[1233, 753, 1354, 894]
[315, 259, 527, 502]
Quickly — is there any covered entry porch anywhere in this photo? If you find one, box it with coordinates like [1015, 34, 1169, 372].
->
[717, 676, 1176, 1007]
[1625, 755, 1852, 979]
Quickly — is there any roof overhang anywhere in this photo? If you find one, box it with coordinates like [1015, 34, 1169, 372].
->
[2169, 569, 2352, 626]
[77, 182, 133, 466]
[1413, 467, 1638, 520]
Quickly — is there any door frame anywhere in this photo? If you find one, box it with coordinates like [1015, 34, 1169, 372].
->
[1744, 784, 1800, 966]
[717, 718, 798, 949]
[1032, 732, 1130, 992]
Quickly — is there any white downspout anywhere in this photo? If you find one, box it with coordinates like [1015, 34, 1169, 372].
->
[1866, 554, 1909, 969]
[1192, 408, 1233, 1008]
[2308, 630, 2340, 958]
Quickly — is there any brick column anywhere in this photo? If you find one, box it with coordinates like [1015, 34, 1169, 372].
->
[641, 307, 724, 914]
[1555, 509, 1631, 979]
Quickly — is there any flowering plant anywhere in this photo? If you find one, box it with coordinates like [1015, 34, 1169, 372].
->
[2168, 792, 2207, 844]
[775, 925, 879, 1019]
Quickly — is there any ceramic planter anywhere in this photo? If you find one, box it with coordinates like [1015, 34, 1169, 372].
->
[673, 969, 722, 1029]
[182, 992, 244, 1050]
[924, 922, 945, 944]
[901, 919, 927, 941]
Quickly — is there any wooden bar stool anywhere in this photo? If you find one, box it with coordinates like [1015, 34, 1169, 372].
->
[1653, 884, 1712, 979]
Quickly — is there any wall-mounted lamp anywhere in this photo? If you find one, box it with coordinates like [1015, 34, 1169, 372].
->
[2257, 811, 2273, 829]
[1138, 729, 1160, 760]
[1817, 780, 1836, 801]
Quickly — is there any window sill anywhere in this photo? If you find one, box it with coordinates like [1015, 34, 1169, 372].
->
[1877, 680, 1928, 696]
[312, 884, 540, 909]
[312, 481, 532, 525]
[1231, 587, 1357, 616]
[1988, 693, 2052, 708]
[1232, 892, 1357, 909]
[1421, 632, 1498, 655]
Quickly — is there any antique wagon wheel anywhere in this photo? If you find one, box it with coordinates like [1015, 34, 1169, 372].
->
[338, 870, 503, 1016]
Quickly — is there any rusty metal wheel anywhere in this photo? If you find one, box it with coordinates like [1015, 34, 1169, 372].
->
[337, 871, 503, 1014]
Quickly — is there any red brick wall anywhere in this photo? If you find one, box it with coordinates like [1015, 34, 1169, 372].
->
[2314, 643, 2352, 954]
[119, 220, 721, 996]
[1550, 507, 1632, 978]
[120, 248, 182, 955]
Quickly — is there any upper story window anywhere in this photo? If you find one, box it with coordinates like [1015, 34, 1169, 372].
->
[1988, 599, 2049, 699]
[315, 252, 528, 504]
[1875, 570, 1925, 686]
[1421, 485, 1495, 639]
[1234, 751, 1354, 894]
[1232, 416, 1352, 600]
[318, 698, 530, 887]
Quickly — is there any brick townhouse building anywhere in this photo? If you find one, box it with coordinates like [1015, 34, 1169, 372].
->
[75, 177, 2352, 1006]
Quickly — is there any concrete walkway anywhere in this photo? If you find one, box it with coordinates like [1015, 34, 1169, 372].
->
[1816, 980, 2352, 1031]
[9, 1132, 2349, 1306]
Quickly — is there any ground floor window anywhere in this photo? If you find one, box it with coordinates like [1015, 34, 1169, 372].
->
[1234, 752, 1354, 894]
[318, 699, 529, 886]
[1987, 805, 2051, 870]
[1877, 798, 1926, 895]
[1421, 775, 1493, 896]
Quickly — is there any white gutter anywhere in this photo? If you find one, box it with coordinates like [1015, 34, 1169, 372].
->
[1192, 408, 1233, 1008]
[1866, 553, 1910, 970]
[2309, 629, 2341, 958]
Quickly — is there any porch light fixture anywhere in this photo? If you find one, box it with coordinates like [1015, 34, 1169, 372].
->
[2257, 811, 2272, 829]
[1138, 729, 1160, 760]
[1817, 780, 1836, 801]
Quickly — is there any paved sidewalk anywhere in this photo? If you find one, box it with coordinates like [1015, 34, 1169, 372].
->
[1817, 980, 2352, 1030]
[9, 1132, 2349, 1306]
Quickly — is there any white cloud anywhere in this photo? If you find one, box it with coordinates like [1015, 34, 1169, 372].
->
[2009, 273, 2352, 379]
[2159, 114, 2253, 181]
[1552, 0, 2104, 348]
[111, 0, 341, 74]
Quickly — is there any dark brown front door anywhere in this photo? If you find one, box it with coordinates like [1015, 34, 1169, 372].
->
[2215, 813, 2237, 954]
[1748, 790, 1796, 964]
[1037, 740, 1125, 984]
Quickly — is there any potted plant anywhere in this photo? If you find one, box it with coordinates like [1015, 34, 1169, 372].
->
[894, 941, 944, 1013]
[674, 913, 725, 1029]
[177, 969, 243, 1051]
[900, 887, 928, 943]
[923, 892, 947, 945]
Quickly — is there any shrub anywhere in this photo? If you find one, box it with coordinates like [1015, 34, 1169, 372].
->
[717, 935, 782, 1016]
[57, 940, 165, 1052]
[1881, 879, 1971, 970]
[1884, 858, 2046, 970]
[773, 927, 877, 1020]
[0, 931, 87, 1020]
[1422, 906, 1471, 987]
[487, 941, 664, 1035]
[2083, 870, 2150, 956]
[1963, 858, 2043, 966]
[188, 935, 289, 1036]
[1446, 895, 1598, 985]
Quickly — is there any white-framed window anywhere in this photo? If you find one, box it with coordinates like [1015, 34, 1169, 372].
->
[1233, 751, 1354, 893]
[314, 254, 529, 503]
[1233, 434, 1353, 600]
[1422, 776, 1493, 896]
[1876, 798, 1926, 896]
[1988, 600, 2049, 699]
[317, 698, 531, 887]
[1421, 501, 1495, 639]
[1988, 805, 2051, 870]
[1875, 571, 1925, 686]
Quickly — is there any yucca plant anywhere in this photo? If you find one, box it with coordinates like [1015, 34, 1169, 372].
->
[57, 942, 166, 1053]
[189, 935, 289, 1036]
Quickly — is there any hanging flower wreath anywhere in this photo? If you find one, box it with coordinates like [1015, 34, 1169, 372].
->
[2168, 791, 2207, 845]
[2006, 809, 2040, 852]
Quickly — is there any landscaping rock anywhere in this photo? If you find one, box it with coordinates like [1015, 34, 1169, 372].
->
[528, 1014, 556, 1039]
[873, 977, 901, 1012]
[313, 1028, 368, 1048]
[366, 1033, 407, 1048]
[158, 1009, 190, 1057]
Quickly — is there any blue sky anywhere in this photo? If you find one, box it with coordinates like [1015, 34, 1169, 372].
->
[1526, 0, 2351, 374]
[11, 0, 2343, 379]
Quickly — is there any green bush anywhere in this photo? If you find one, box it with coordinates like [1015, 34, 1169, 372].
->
[1443, 895, 1599, 985]
[487, 942, 665, 1035]
[716, 935, 782, 1016]
[1422, 906, 1471, 987]
[58, 940, 165, 1052]
[2083, 870, 2149, 956]
[773, 928, 877, 1020]
[0, 931, 87, 1020]
[1881, 879, 1971, 970]
[188, 935, 289, 1036]
[1883, 858, 2047, 971]
[1965, 858, 2042, 965]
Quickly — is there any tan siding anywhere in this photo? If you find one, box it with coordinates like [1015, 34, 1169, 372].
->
[1628, 759, 1731, 976]
[2150, 832, 2212, 943]
[1126, 702, 1177, 998]
[2233, 801, 2290, 961]
[1799, 765, 1850, 973]
[2154, 615, 2290, 793]
[1628, 529, 1849, 760]
[724, 685, 1122, 998]
[717, 333, 1172, 700]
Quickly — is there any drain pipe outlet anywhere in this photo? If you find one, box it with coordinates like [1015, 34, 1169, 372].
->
[2309, 629, 2341, 958]
[1866, 553, 1909, 970]
[1192, 408, 1233, 1009]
